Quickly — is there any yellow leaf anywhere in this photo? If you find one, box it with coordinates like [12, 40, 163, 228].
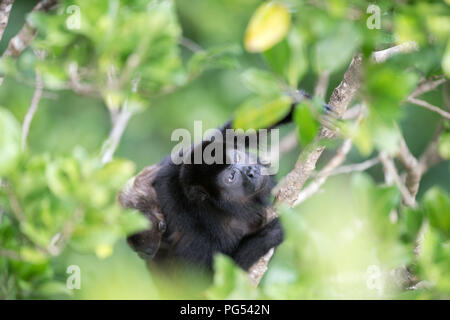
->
[95, 244, 113, 259]
[244, 2, 291, 53]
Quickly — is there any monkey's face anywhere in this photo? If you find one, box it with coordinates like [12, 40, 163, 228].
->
[179, 147, 274, 208]
[217, 163, 268, 201]
[215, 149, 273, 203]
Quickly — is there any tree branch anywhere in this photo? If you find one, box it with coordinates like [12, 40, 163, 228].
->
[418, 124, 445, 173]
[409, 76, 446, 99]
[327, 156, 380, 176]
[294, 138, 353, 206]
[274, 53, 363, 206]
[379, 151, 417, 207]
[64, 62, 99, 97]
[371, 40, 418, 63]
[247, 41, 420, 286]
[314, 70, 330, 100]
[0, 248, 21, 261]
[0, 0, 15, 42]
[100, 101, 135, 165]
[0, 0, 58, 85]
[3, 182, 25, 223]
[294, 111, 365, 206]
[396, 134, 421, 199]
[396, 83, 448, 200]
[21, 70, 43, 151]
[407, 97, 450, 120]
[100, 73, 140, 165]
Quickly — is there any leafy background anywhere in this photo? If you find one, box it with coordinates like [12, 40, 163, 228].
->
[0, 0, 449, 299]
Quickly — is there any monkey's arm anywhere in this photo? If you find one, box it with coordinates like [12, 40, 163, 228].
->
[231, 218, 284, 271]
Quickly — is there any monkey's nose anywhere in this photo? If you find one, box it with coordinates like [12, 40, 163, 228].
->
[244, 166, 260, 178]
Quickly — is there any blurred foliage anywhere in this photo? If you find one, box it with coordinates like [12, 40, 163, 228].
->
[0, 0, 449, 299]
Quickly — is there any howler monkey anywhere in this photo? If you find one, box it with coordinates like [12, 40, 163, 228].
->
[119, 90, 333, 271]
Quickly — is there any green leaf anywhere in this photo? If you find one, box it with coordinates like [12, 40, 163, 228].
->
[206, 254, 258, 299]
[263, 38, 290, 78]
[372, 185, 401, 219]
[233, 95, 291, 130]
[30, 0, 184, 97]
[417, 226, 450, 293]
[94, 159, 135, 190]
[294, 102, 320, 146]
[119, 209, 150, 235]
[372, 123, 401, 156]
[395, 13, 426, 46]
[438, 132, 450, 159]
[244, 2, 291, 53]
[35, 281, 72, 298]
[443, 40, 450, 77]
[313, 21, 360, 73]
[19, 246, 48, 264]
[240, 68, 283, 96]
[285, 30, 308, 87]
[45, 158, 79, 198]
[365, 65, 418, 122]
[187, 45, 240, 77]
[401, 207, 423, 241]
[341, 118, 373, 156]
[70, 224, 120, 254]
[423, 187, 450, 237]
[0, 108, 21, 176]
[264, 30, 308, 87]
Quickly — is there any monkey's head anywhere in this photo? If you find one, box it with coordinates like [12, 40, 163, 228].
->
[179, 145, 275, 215]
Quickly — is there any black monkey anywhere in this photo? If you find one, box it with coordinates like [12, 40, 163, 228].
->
[120, 90, 333, 271]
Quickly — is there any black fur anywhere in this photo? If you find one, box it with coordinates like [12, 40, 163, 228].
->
[151, 150, 283, 270]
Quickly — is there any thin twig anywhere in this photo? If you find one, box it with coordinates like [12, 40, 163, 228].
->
[294, 138, 353, 205]
[394, 80, 448, 199]
[409, 76, 446, 99]
[273, 130, 298, 160]
[314, 70, 330, 100]
[21, 71, 43, 151]
[407, 97, 450, 121]
[327, 156, 380, 177]
[3, 183, 25, 222]
[294, 111, 365, 205]
[396, 134, 421, 199]
[342, 104, 364, 120]
[65, 62, 99, 97]
[100, 72, 140, 165]
[0, 248, 21, 261]
[379, 151, 417, 207]
[1, 0, 57, 58]
[179, 36, 204, 53]
[0, 0, 58, 85]
[371, 41, 418, 63]
[395, 124, 445, 203]
[418, 124, 445, 172]
[47, 207, 83, 256]
[100, 101, 135, 165]
[0, 0, 15, 42]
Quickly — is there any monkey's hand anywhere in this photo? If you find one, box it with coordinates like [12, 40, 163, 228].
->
[231, 218, 284, 271]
